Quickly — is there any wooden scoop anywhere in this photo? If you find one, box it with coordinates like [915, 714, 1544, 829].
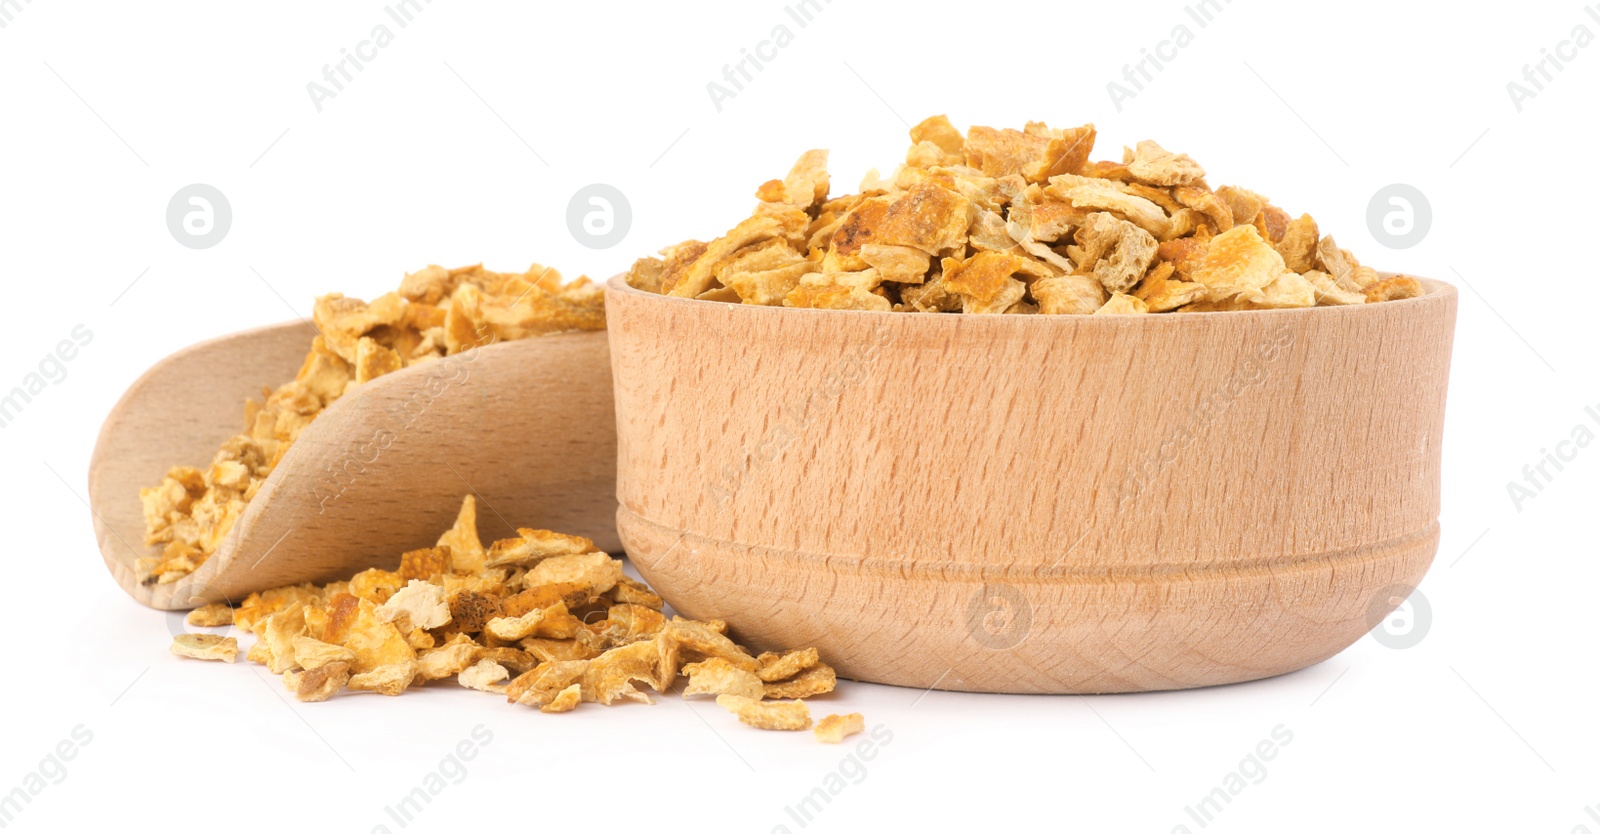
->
[88, 323, 618, 610]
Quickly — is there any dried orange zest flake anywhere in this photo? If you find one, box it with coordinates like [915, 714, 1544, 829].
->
[171, 633, 238, 663]
[814, 713, 866, 744]
[717, 695, 813, 731]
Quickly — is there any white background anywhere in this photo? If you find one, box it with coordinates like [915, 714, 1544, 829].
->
[2, 1, 1596, 832]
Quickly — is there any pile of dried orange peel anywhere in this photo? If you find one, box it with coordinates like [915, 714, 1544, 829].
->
[138, 264, 604, 586]
[172, 494, 864, 743]
[628, 115, 1422, 314]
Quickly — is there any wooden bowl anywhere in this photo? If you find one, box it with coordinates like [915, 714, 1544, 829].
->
[605, 275, 1458, 694]
[89, 324, 618, 610]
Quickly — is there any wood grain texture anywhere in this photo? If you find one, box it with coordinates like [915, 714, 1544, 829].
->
[606, 275, 1458, 694]
[89, 324, 618, 610]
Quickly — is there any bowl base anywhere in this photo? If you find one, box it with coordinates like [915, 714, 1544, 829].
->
[619, 507, 1438, 695]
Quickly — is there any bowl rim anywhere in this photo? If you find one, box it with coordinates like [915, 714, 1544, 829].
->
[604, 272, 1456, 325]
